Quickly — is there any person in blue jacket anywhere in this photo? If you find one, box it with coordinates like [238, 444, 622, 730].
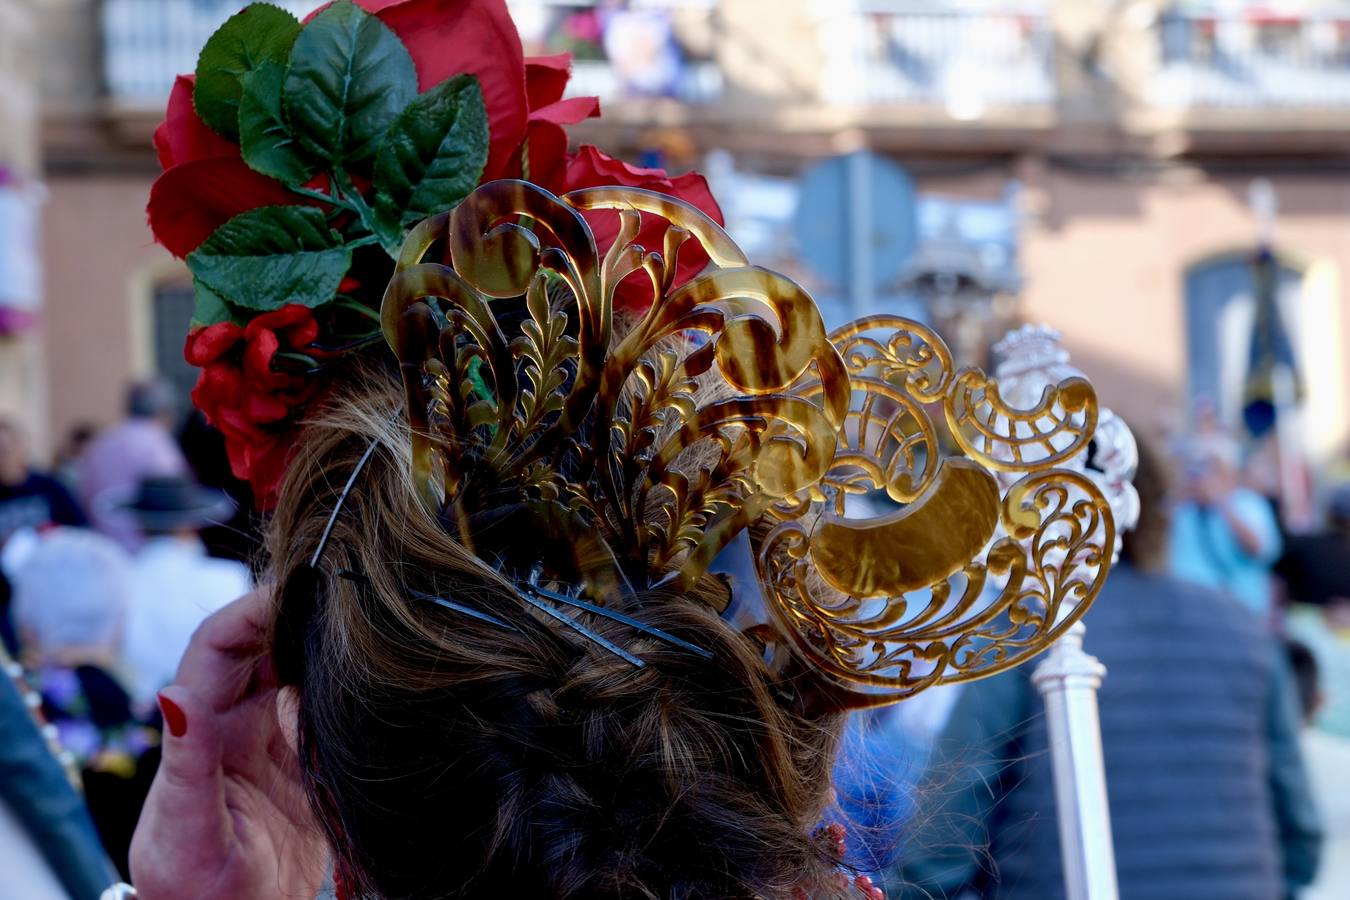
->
[887, 433, 1322, 900]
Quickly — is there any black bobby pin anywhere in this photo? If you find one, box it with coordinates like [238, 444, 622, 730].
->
[311, 424, 709, 670]
[310, 433, 384, 570]
[339, 573, 713, 669]
[524, 585, 714, 661]
[515, 590, 646, 668]
[340, 570, 519, 633]
[408, 588, 520, 633]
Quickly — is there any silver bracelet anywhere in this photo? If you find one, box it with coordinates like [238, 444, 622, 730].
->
[100, 884, 137, 900]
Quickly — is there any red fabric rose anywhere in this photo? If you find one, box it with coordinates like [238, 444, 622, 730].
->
[148, 157, 302, 259]
[524, 53, 571, 110]
[362, 0, 528, 180]
[160, 0, 715, 510]
[149, 0, 554, 257]
[148, 76, 310, 258]
[154, 75, 237, 170]
[522, 53, 600, 191]
[185, 305, 322, 508]
[558, 145, 725, 313]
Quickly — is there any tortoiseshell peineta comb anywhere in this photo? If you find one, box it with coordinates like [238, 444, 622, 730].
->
[377, 179, 1115, 710]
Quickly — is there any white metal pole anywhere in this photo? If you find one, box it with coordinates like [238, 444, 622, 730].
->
[1271, 362, 1310, 531]
[1031, 622, 1120, 900]
[994, 328, 1131, 900]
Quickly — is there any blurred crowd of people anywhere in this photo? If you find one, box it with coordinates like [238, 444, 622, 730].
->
[0, 380, 255, 893]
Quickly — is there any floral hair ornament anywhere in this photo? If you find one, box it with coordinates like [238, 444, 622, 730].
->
[155, 0, 721, 507]
[378, 179, 1116, 712]
[169, 1, 1114, 710]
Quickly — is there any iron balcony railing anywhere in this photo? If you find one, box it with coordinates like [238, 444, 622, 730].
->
[816, 4, 1056, 112]
[101, 0, 1049, 113]
[100, 0, 722, 108]
[101, 0, 319, 105]
[1154, 11, 1350, 108]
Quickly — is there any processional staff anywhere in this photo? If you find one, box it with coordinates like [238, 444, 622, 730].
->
[992, 325, 1141, 900]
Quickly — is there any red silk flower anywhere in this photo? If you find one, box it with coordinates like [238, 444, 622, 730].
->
[185, 305, 321, 509]
[164, 0, 722, 509]
[149, 0, 566, 259]
[557, 145, 725, 313]
[523, 53, 600, 191]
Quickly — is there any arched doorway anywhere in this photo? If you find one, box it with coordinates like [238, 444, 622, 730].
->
[1183, 251, 1304, 435]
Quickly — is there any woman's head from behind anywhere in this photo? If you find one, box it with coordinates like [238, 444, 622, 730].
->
[267, 370, 847, 899]
[12, 527, 129, 666]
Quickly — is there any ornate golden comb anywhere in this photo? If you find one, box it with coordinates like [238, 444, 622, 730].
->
[378, 179, 1114, 710]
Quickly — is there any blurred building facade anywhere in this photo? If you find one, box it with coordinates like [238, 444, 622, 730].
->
[0, 0, 45, 444]
[20, 0, 1350, 475]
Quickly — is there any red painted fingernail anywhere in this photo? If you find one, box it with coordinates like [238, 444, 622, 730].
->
[158, 692, 187, 738]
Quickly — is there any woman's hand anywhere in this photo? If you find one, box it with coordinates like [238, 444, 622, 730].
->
[129, 587, 328, 900]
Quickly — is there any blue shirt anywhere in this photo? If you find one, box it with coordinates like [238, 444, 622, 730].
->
[832, 706, 926, 875]
[1170, 488, 1282, 616]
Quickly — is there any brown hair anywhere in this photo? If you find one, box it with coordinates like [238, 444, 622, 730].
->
[266, 365, 851, 899]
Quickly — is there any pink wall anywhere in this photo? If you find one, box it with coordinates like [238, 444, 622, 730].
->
[41, 175, 180, 442]
[37, 167, 1350, 465]
[1021, 169, 1350, 452]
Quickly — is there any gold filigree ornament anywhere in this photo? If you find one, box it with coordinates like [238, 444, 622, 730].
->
[381, 180, 1114, 712]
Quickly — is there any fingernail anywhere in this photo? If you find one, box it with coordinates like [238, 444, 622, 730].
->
[158, 692, 187, 738]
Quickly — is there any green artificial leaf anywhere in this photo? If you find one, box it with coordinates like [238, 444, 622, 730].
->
[239, 60, 317, 185]
[367, 198, 407, 255]
[187, 205, 352, 311]
[190, 280, 241, 328]
[372, 75, 489, 251]
[283, 0, 417, 166]
[194, 3, 301, 140]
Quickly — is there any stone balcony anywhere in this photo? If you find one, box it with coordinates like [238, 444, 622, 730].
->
[68, 0, 1350, 163]
[92, 0, 1061, 156]
[1140, 8, 1350, 150]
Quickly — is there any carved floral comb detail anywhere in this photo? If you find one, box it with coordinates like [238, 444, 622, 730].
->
[380, 179, 1114, 710]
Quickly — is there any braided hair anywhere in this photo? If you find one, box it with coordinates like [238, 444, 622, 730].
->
[267, 365, 853, 899]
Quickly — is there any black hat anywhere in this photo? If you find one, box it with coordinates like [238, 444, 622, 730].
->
[114, 475, 236, 533]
